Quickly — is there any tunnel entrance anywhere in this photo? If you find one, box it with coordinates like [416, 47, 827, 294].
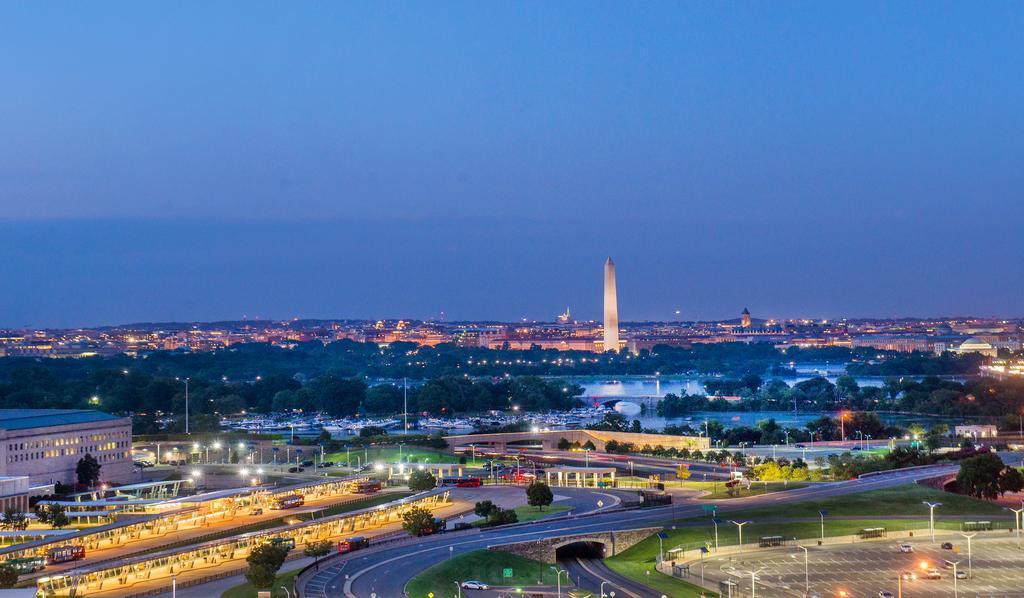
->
[556, 541, 606, 560]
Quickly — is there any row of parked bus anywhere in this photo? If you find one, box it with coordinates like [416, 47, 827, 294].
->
[3, 545, 86, 575]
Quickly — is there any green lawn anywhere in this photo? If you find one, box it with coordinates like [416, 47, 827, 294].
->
[222, 567, 299, 598]
[325, 446, 470, 467]
[679, 480, 810, 499]
[406, 550, 568, 598]
[724, 483, 1007, 520]
[475, 504, 571, 527]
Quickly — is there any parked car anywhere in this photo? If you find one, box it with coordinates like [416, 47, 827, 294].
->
[898, 543, 913, 553]
[924, 569, 941, 580]
[878, 592, 894, 598]
[941, 542, 954, 549]
[955, 570, 967, 579]
[899, 571, 916, 581]
[460, 581, 489, 590]
[287, 466, 305, 473]
[250, 508, 263, 516]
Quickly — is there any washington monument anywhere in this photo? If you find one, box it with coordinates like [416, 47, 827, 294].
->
[603, 257, 619, 352]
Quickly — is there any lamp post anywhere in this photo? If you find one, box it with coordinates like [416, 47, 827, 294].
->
[712, 517, 720, 550]
[454, 581, 461, 598]
[730, 520, 750, 548]
[923, 501, 942, 543]
[1009, 507, 1023, 550]
[550, 566, 567, 598]
[819, 510, 827, 543]
[959, 532, 975, 578]
[796, 545, 809, 595]
[599, 581, 615, 598]
[184, 377, 190, 435]
[950, 560, 961, 598]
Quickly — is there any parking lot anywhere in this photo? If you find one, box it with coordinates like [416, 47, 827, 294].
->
[700, 532, 1024, 597]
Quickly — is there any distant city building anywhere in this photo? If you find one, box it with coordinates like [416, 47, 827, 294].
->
[955, 424, 998, 439]
[602, 257, 620, 352]
[0, 410, 133, 486]
[954, 337, 999, 357]
[556, 307, 571, 324]
[741, 308, 752, 329]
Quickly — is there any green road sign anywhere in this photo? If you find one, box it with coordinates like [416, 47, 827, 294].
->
[503, 568, 513, 578]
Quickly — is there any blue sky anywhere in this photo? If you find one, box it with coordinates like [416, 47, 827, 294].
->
[1, 3, 1022, 326]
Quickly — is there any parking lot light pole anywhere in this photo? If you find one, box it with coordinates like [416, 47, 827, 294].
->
[950, 561, 961, 598]
[1010, 508, 1023, 550]
[730, 520, 750, 548]
[959, 532, 976, 578]
[795, 545, 809, 595]
[923, 501, 942, 543]
[550, 566, 567, 598]
[454, 581, 462, 598]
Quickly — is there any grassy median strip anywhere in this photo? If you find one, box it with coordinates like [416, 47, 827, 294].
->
[406, 550, 567, 597]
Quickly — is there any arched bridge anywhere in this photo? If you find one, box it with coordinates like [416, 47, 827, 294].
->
[487, 527, 662, 563]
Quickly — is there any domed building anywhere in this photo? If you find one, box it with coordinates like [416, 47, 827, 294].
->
[955, 337, 998, 357]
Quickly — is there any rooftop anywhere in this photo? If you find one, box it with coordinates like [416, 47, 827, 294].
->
[0, 409, 121, 431]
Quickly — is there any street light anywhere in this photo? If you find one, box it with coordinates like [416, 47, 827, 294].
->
[1009, 507, 1023, 550]
[730, 520, 750, 547]
[923, 501, 941, 543]
[549, 566, 567, 598]
[950, 560, 961, 597]
[959, 532, 975, 578]
[795, 545, 809, 595]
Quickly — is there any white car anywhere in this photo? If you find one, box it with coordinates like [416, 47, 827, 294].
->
[461, 581, 490, 590]
[898, 543, 913, 553]
[955, 570, 967, 579]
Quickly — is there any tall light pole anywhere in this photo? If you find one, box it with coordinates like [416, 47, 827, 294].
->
[950, 560, 961, 598]
[923, 501, 941, 542]
[454, 581, 461, 598]
[730, 520, 750, 548]
[959, 532, 975, 578]
[819, 510, 828, 543]
[403, 377, 409, 434]
[712, 517, 720, 550]
[795, 545, 809, 595]
[550, 566, 567, 598]
[1010, 507, 1023, 550]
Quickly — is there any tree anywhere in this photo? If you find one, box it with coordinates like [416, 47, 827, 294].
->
[359, 426, 387, 438]
[604, 439, 620, 453]
[956, 453, 1006, 500]
[245, 563, 278, 589]
[0, 564, 17, 589]
[0, 509, 27, 531]
[526, 481, 554, 511]
[1000, 467, 1024, 495]
[676, 464, 692, 481]
[474, 500, 498, 519]
[402, 506, 436, 536]
[245, 543, 289, 588]
[489, 508, 518, 525]
[407, 469, 437, 492]
[76, 454, 102, 487]
[36, 503, 70, 530]
[556, 437, 572, 450]
[303, 540, 333, 569]
[582, 440, 596, 451]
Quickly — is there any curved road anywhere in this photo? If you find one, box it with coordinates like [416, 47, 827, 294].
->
[301, 465, 957, 597]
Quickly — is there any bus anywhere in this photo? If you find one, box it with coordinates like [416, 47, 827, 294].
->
[758, 536, 784, 548]
[858, 527, 886, 539]
[963, 521, 992, 531]
[6, 556, 44, 574]
[347, 480, 382, 494]
[270, 494, 305, 510]
[267, 537, 296, 550]
[440, 476, 482, 487]
[45, 545, 85, 565]
[337, 536, 370, 554]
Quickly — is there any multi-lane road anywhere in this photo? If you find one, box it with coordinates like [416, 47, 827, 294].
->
[301, 464, 958, 598]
